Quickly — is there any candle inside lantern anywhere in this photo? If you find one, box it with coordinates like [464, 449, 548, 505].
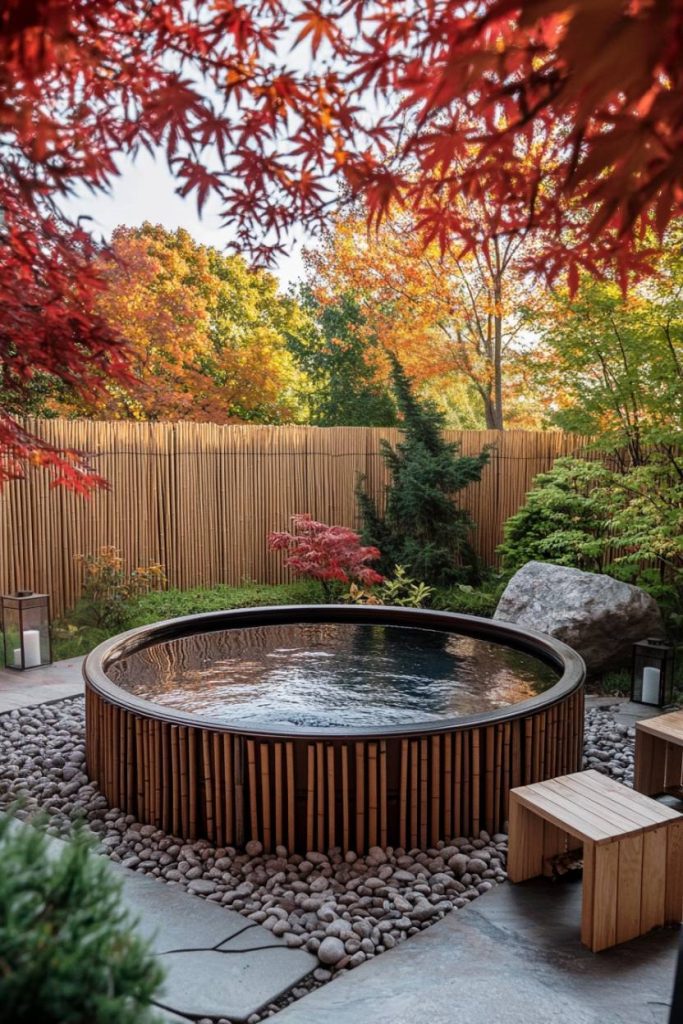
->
[13, 647, 22, 668]
[642, 665, 661, 704]
[22, 629, 42, 668]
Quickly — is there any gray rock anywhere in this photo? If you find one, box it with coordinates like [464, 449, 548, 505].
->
[187, 879, 217, 896]
[317, 937, 346, 965]
[494, 561, 663, 671]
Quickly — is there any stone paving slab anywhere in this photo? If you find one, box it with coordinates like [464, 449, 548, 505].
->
[0, 655, 84, 712]
[156, 946, 315, 1021]
[585, 694, 665, 726]
[114, 864, 316, 1021]
[118, 872, 257, 954]
[274, 877, 678, 1024]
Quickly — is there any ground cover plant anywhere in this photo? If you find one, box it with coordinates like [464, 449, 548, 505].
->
[48, 580, 326, 661]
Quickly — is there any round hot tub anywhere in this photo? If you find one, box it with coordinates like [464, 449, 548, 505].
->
[84, 605, 585, 853]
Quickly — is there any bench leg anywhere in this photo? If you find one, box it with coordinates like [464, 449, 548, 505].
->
[582, 840, 619, 951]
[508, 795, 544, 882]
[666, 820, 683, 925]
[634, 730, 666, 795]
[664, 743, 683, 795]
[616, 834, 644, 945]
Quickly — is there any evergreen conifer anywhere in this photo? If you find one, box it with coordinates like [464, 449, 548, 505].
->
[356, 356, 489, 586]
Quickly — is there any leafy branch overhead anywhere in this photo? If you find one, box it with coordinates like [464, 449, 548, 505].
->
[2, 1, 682, 487]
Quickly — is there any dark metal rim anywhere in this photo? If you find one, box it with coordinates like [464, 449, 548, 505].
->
[83, 604, 586, 739]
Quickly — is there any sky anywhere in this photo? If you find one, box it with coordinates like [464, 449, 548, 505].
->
[63, 147, 309, 291]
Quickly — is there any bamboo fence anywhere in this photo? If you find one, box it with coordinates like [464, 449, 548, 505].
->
[0, 420, 591, 617]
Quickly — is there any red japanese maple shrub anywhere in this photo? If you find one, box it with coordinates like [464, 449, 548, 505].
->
[268, 514, 383, 599]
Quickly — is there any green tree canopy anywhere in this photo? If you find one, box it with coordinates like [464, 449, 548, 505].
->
[286, 287, 397, 427]
[530, 240, 683, 471]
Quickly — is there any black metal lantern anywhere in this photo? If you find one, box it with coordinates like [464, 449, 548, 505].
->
[631, 637, 675, 707]
[1, 590, 52, 670]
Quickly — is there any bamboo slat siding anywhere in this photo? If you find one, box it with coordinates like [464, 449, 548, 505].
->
[1, 420, 590, 616]
[85, 682, 584, 852]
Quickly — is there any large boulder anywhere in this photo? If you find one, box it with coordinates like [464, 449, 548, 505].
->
[493, 561, 664, 673]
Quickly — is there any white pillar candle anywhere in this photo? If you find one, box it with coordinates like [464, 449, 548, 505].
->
[22, 629, 41, 668]
[642, 665, 661, 704]
[13, 647, 22, 668]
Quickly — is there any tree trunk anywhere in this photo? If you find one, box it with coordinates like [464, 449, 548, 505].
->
[483, 393, 503, 429]
[492, 278, 504, 430]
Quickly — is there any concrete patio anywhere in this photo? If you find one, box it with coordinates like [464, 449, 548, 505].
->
[0, 655, 84, 711]
[275, 875, 679, 1024]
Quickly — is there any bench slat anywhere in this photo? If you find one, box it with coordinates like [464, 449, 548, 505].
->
[511, 770, 681, 844]
[636, 709, 683, 744]
[552, 774, 667, 828]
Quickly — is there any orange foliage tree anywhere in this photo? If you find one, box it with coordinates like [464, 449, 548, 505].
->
[55, 224, 306, 423]
[308, 208, 549, 430]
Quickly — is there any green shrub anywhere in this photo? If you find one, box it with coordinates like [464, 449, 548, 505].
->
[73, 546, 166, 631]
[50, 581, 325, 661]
[497, 457, 615, 573]
[430, 582, 504, 618]
[498, 455, 683, 638]
[0, 817, 163, 1023]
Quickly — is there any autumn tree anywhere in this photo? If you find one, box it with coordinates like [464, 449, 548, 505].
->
[2, 1, 682, 486]
[57, 224, 307, 423]
[268, 514, 383, 600]
[308, 207, 549, 429]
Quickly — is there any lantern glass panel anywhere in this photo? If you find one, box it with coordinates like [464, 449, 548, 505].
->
[21, 603, 50, 667]
[631, 640, 674, 707]
[2, 604, 22, 669]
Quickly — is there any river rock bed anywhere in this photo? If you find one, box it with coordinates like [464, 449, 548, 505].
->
[0, 697, 635, 1020]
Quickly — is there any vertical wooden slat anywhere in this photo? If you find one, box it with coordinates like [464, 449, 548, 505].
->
[355, 743, 366, 852]
[399, 739, 409, 849]
[341, 744, 350, 852]
[379, 740, 388, 848]
[410, 740, 419, 848]
[431, 735, 441, 846]
[368, 742, 378, 848]
[443, 733, 452, 840]
[274, 743, 283, 849]
[327, 745, 336, 850]
[247, 739, 258, 842]
[316, 742, 325, 852]
[419, 738, 428, 849]
[286, 742, 296, 853]
[260, 743, 272, 852]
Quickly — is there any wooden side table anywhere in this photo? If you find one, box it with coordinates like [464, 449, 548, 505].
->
[635, 709, 683, 799]
[508, 769, 683, 952]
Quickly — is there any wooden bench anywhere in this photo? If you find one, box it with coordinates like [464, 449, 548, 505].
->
[635, 709, 683, 799]
[508, 769, 683, 952]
